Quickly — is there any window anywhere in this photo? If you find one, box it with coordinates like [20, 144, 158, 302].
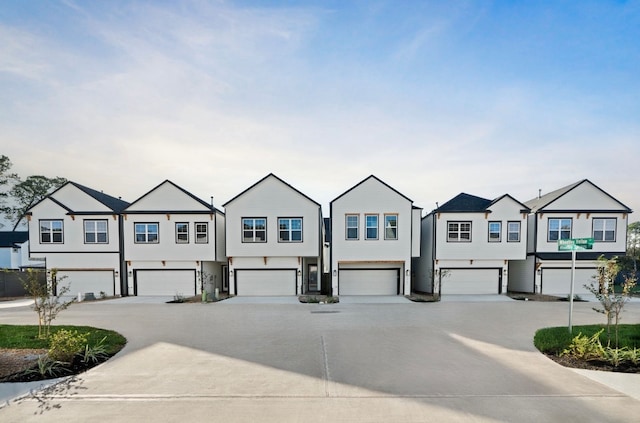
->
[176, 222, 189, 243]
[242, 218, 266, 242]
[507, 221, 521, 242]
[135, 223, 159, 243]
[548, 218, 571, 241]
[195, 222, 208, 243]
[365, 214, 378, 240]
[40, 220, 63, 243]
[593, 218, 616, 242]
[384, 214, 398, 240]
[84, 220, 108, 244]
[345, 214, 359, 240]
[448, 221, 471, 242]
[488, 221, 501, 242]
[279, 218, 302, 242]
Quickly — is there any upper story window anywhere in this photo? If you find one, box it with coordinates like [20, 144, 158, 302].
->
[548, 218, 571, 241]
[176, 222, 189, 244]
[279, 218, 302, 242]
[384, 214, 398, 240]
[448, 221, 471, 242]
[507, 221, 521, 242]
[84, 220, 108, 244]
[135, 223, 159, 244]
[345, 214, 359, 240]
[242, 218, 266, 242]
[488, 221, 501, 242]
[195, 222, 209, 244]
[365, 214, 379, 240]
[40, 220, 63, 244]
[593, 218, 616, 242]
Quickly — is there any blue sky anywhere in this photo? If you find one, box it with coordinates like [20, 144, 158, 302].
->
[1, 0, 639, 217]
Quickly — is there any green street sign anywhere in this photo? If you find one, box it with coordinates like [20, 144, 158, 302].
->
[557, 237, 594, 251]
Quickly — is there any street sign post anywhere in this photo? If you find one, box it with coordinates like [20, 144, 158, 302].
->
[558, 238, 594, 332]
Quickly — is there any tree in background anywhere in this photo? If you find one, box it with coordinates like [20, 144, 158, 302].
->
[0, 155, 19, 215]
[5, 175, 67, 230]
[627, 221, 640, 271]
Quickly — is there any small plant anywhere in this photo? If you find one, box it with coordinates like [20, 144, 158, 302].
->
[24, 355, 68, 378]
[173, 292, 185, 303]
[561, 329, 605, 361]
[306, 296, 320, 303]
[48, 329, 88, 363]
[81, 336, 110, 364]
[99, 291, 106, 299]
[325, 296, 339, 304]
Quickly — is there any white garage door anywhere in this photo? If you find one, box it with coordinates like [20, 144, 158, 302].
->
[541, 268, 596, 296]
[235, 270, 297, 296]
[56, 270, 114, 297]
[136, 270, 196, 296]
[339, 269, 399, 295]
[441, 269, 500, 295]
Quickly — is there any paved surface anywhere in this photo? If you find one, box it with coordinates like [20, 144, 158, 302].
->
[1, 298, 639, 422]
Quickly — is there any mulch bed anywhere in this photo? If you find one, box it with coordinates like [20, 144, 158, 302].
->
[545, 353, 640, 373]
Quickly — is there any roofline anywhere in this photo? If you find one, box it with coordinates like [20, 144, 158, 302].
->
[489, 193, 531, 212]
[222, 173, 321, 208]
[330, 175, 413, 205]
[125, 180, 221, 213]
[69, 182, 130, 212]
[530, 179, 632, 213]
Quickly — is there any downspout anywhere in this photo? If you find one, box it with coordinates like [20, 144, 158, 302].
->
[533, 213, 538, 293]
[432, 213, 437, 294]
[118, 214, 127, 296]
[329, 202, 334, 296]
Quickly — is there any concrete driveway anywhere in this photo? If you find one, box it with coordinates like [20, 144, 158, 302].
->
[1, 298, 639, 422]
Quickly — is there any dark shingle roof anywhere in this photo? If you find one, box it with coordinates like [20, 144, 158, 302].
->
[436, 193, 492, 212]
[0, 231, 29, 248]
[70, 182, 130, 213]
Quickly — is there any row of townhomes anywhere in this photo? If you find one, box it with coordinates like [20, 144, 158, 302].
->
[23, 174, 631, 298]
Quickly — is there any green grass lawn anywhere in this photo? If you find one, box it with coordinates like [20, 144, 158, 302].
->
[534, 324, 640, 355]
[0, 325, 126, 354]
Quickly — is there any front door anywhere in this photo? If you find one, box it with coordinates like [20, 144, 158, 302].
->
[308, 264, 318, 292]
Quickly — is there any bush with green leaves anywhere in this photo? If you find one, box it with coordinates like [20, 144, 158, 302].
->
[48, 329, 88, 363]
[561, 329, 606, 361]
[25, 355, 68, 378]
[81, 336, 110, 364]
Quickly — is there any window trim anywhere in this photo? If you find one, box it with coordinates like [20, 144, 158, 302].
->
[488, 221, 502, 242]
[365, 214, 379, 240]
[384, 214, 398, 240]
[547, 218, 572, 242]
[84, 219, 108, 244]
[195, 222, 209, 244]
[40, 219, 64, 244]
[175, 222, 189, 244]
[447, 221, 472, 243]
[242, 217, 267, 243]
[134, 222, 159, 244]
[278, 217, 303, 243]
[507, 221, 521, 242]
[345, 214, 359, 240]
[592, 217, 617, 242]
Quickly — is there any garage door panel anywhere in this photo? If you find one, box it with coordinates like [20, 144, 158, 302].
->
[136, 270, 196, 296]
[339, 269, 399, 295]
[57, 271, 114, 296]
[541, 268, 595, 296]
[441, 269, 500, 295]
[235, 270, 296, 296]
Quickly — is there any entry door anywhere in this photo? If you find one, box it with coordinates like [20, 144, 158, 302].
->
[308, 264, 318, 292]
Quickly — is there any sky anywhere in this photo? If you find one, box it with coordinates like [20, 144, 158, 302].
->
[1, 0, 639, 222]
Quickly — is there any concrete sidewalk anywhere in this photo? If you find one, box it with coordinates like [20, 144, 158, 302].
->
[1, 299, 639, 422]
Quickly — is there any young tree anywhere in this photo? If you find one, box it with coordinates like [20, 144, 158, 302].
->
[584, 255, 637, 348]
[5, 175, 67, 230]
[21, 268, 76, 338]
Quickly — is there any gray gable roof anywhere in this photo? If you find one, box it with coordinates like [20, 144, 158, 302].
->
[436, 193, 492, 212]
[525, 179, 632, 213]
